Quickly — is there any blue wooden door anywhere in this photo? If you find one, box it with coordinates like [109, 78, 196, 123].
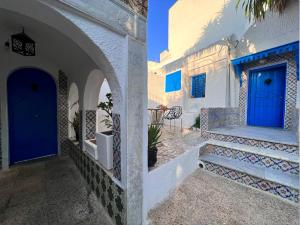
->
[8, 68, 57, 165]
[248, 66, 286, 127]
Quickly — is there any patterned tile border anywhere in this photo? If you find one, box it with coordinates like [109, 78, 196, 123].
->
[239, 52, 297, 130]
[203, 131, 298, 153]
[202, 144, 299, 175]
[58, 71, 69, 155]
[200, 108, 298, 153]
[112, 114, 121, 181]
[203, 161, 299, 203]
[85, 110, 96, 140]
[68, 139, 126, 225]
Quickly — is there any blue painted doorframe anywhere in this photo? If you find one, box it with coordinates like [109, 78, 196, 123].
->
[7, 68, 58, 165]
[247, 64, 286, 128]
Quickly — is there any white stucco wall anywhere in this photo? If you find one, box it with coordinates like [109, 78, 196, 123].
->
[168, 0, 248, 60]
[148, 43, 230, 128]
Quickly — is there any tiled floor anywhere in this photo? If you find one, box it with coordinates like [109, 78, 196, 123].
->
[150, 127, 204, 170]
[209, 126, 297, 145]
[148, 169, 299, 225]
[0, 156, 114, 225]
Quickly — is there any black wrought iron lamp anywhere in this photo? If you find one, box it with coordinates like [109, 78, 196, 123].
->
[11, 28, 35, 56]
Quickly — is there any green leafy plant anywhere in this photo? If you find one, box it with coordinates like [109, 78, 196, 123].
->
[148, 124, 162, 150]
[192, 115, 200, 129]
[69, 100, 80, 141]
[236, 0, 290, 22]
[97, 93, 113, 129]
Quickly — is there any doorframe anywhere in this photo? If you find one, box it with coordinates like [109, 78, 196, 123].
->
[6, 67, 59, 165]
[246, 62, 287, 128]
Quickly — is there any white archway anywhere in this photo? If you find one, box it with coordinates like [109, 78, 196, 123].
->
[97, 79, 112, 132]
[0, 0, 123, 106]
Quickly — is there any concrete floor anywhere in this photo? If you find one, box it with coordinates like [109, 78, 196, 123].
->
[148, 169, 299, 225]
[0, 156, 113, 225]
[151, 128, 204, 170]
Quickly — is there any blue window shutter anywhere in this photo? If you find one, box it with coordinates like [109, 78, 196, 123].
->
[165, 70, 181, 92]
[191, 74, 206, 98]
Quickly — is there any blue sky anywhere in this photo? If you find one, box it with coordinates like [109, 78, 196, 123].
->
[147, 0, 177, 62]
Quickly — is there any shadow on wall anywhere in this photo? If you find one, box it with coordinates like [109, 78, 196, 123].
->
[183, 0, 248, 57]
[236, 0, 299, 56]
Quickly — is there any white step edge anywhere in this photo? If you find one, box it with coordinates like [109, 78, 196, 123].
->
[199, 154, 299, 190]
[203, 140, 299, 163]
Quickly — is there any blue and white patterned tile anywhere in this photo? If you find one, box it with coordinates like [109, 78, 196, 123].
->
[204, 161, 299, 203]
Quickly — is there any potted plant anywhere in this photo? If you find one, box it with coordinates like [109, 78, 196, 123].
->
[96, 93, 113, 169]
[192, 115, 200, 131]
[148, 123, 162, 168]
[69, 100, 80, 141]
[70, 111, 80, 141]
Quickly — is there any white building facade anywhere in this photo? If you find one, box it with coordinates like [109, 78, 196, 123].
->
[0, 1, 148, 225]
[148, 0, 299, 129]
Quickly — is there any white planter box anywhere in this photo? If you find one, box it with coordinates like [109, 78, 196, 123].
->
[84, 140, 98, 160]
[96, 131, 113, 170]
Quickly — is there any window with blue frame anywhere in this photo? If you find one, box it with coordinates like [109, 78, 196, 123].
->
[191, 73, 206, 98]
[165, 70, 181, 92]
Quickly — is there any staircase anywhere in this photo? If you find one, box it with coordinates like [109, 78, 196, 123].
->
[199, 137, 299, 203]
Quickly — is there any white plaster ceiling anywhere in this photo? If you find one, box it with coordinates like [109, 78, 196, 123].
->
[0, 8, 97, 79]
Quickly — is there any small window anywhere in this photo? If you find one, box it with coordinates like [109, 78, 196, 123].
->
[165, 70, 181, 93]
[191, 74, 206, 98]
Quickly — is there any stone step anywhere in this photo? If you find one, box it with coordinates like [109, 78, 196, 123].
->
[205, 132, 298, 154]
[199, 154, 299, 203]
[200, 140, 299, 175]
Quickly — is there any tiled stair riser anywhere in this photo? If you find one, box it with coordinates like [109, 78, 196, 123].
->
[203, 132, 298, 154]
[203, 161, 299, 203]
[202, 145, 299, 175]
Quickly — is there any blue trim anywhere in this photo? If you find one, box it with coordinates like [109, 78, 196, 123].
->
[191, 73, 206, 98]
[232, 41, 299, 85]
[165, 70, 181, 92]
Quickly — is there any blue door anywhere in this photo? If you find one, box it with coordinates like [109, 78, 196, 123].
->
[248, 65, 286, 128]
[8, 68, 58, 165]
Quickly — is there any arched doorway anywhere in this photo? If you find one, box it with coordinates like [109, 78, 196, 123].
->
[7, 68, 57, 165]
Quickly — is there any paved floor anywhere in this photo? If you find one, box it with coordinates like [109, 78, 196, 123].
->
[148, 169, 299, 225]
[0, 156, 113, 225]
[151, 127, 204, 170]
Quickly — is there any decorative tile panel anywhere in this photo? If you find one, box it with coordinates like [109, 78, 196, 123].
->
[202, 144, 299, 175]
[112, 114, 121, 181]
[203, 161, 299, 203]
[205, 132, 298, 153]
[239, 53, 297, 130]
[58, 71, 69, 155]
[85, 110, 96, 140]
[68, 140, 126, 225]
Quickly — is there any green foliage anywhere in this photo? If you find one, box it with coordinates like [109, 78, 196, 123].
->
[69, 100, 80, 141]
[192, 115, 200, 129]
[236, 0, 289, 22]
[98, 93, 113, 129]
[148, 124, 162, 150]
[70, 111, 80, 131]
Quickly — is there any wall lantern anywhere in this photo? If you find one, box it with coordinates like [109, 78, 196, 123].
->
[11, 28, 35, 56]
